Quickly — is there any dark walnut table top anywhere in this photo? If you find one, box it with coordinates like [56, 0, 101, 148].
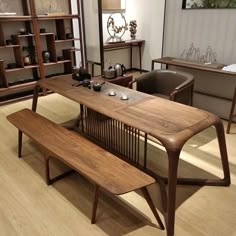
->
[38, 75, 220, 151]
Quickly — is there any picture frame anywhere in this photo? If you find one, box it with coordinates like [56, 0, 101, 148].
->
[182, 0, 236, 9]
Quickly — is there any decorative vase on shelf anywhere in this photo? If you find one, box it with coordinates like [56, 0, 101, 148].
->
[42, 51, 51, 63]
[129, 20, 137, 40]
[23, 56, 31, 66]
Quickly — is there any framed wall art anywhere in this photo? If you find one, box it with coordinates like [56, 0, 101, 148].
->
[182, 0, 236, 9]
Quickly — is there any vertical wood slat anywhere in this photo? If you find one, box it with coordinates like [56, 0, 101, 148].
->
[82, 111, 147, 167]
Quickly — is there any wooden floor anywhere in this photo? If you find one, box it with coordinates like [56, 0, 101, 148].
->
[1, 93, 236, 236]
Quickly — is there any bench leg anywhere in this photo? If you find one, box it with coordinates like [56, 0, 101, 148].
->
[44, 156, 75, 185]
[141, 187, 165, 230]
[18, 130, 22, 158]
[91, 185, 99, 224]
[45, 156, 51, 185]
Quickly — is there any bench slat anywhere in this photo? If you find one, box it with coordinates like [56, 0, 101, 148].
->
[7, 109, 155, 195]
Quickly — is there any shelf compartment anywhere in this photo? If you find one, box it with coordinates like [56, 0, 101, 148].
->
[0, 16, 32, 22]
[0, 60, 8, 88]
[55, 38, 80, 43]
[40, 33, 55, 36]
[8, 78, 38, 87]
[37, 14, 80, 20]
[11, 34, 35, 45]
[0, 80, 36, 93]
[0, 81, 38, 105]
[5, 65, 39, 73]
[14, 33, 35, 38]
[0, 23, 5, 45]
[0, 45, 20, 49]
[43, 60, 71, 66]
[56, 19, 66, 40]
[43, 33, 57, 62]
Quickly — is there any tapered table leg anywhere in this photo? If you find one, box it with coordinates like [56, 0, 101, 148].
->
[227, 87, 236, 134]
[215, 120, 231, 186]
[166, 150, 180, 236]
[139, 42, 142, 73]
[130, 44, 133, 70]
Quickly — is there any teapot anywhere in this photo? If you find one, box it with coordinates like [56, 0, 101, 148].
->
[114, 63, 127, 77]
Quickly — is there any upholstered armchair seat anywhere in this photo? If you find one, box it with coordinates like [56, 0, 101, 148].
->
[131, 69, 194, 105]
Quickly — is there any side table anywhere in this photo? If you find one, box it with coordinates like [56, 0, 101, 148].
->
[94, 75, 133, 88]
[105, 75, 133, 88]
[104, 40, 145, 73]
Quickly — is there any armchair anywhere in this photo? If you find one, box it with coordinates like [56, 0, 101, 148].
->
[131, 69, 194, 105]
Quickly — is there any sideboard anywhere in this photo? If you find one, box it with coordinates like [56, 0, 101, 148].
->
[152, 57, 236, 121]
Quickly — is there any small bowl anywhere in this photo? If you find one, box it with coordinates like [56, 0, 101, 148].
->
[108, 91, 116, 96]
[120, 95, 129, 100]
[93, 83, 102, 91]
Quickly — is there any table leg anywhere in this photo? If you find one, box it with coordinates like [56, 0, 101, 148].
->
[32, 84, 40, 112]
[139, 43, 142, 73]
[166, 149, 180, 236]
[151, 60, 154, 70]
[227, 87, 236, 134]
[130, 44, 133, 70]
[215, 120, 231, 186]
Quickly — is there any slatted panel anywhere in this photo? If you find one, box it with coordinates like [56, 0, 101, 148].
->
[83, 107, 146, 166]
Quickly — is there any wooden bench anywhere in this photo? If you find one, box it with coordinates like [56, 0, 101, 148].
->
[7, 108, 164, 229]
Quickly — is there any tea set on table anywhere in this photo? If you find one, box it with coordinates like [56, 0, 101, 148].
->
[103, 63, 127, 79]
[72, 64, 129, 100]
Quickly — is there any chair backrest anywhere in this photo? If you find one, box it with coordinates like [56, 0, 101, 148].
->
[136, 69, 194, 105]
[109, 76, 133, 88]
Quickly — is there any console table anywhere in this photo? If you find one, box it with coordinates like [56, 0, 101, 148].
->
[104, 39, 145, 72]
[152, 57, 226, 72]
[152, 57, 236, 132]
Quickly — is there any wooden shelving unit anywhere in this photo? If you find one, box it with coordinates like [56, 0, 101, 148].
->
[0, 0, 84, 105]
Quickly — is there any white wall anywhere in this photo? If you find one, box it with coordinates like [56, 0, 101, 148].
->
[163, 1, 236, 119]
[163, 1, 236, 65]
[103, 0, 165, 71]
[83, 0, 101, 64]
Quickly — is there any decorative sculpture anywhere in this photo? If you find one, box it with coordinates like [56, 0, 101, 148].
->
[107, 12, 128, 43]
[180, 43, 217, 63]
[129, 20, 137, 40]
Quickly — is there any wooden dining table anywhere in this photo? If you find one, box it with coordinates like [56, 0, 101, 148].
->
[32, 75, 231, 236]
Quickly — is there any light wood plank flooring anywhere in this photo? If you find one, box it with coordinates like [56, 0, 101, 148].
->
[0, 94, 236, 236]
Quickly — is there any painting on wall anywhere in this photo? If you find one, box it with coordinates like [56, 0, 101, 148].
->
[182, 0, 236, 9]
